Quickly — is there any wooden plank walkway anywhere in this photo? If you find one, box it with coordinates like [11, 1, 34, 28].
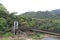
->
[30, 29, 60, 36]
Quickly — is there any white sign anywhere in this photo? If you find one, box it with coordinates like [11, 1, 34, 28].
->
[14, 21, 18, 29]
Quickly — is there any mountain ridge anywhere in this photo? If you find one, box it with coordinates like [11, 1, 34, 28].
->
[21, 9, 60, 19]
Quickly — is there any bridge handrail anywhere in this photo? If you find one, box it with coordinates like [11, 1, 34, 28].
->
[30, 29, 60, 36]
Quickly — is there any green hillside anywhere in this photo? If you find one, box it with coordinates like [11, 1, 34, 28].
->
[22, 11, 60, 19]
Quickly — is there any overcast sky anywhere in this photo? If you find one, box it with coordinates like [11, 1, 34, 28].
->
[0, 0, 60, 14]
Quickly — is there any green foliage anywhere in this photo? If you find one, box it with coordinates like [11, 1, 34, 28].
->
[28, 33, 45, 40]
[0, 3, 7, 11]
[0, 18, 6, 30]
[2, 32, 13, 37]
[22, 11, 60, 19]
[1, 3, 60, 36]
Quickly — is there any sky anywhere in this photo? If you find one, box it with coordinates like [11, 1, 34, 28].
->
[0, 0, 60, 14]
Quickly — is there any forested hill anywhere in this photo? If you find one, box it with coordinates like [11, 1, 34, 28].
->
[1, 3, 60, 35]
[52, 9, 60, 15]
[22, 9, 60, 19]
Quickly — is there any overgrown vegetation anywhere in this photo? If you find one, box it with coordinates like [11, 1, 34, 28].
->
[0, 3, 60, 37]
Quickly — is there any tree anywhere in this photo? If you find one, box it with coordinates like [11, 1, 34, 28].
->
[0, 3, 7, 11]
[0, 18, 7, 34]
